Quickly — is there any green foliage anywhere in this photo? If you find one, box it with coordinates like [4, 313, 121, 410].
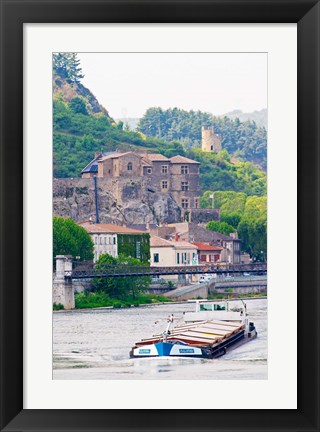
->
[53, 303, 65, 310]
[53, 97, 185, 178]
[206, 220, 236, 236]
[53, 216, 94, 261]
[201, 190, 247, 227]
[74, 289, 171, 309]
[189, 149, 266, 196]
[201, 190, 267, 259]
[92, 253, 151, 299]
[138, 107, 267, 169]
[117, 233, 150, 262]
[69, 97, 88, 115]
[237, 196, 267, 260]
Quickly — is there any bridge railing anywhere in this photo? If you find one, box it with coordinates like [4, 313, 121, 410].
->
[68, 261, 267, 279]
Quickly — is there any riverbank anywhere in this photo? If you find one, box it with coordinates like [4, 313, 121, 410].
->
[75, 290, 172, 309]
[53, 292, 267, 312]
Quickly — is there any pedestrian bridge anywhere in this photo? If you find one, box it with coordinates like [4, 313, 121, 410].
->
[68, 261, 267, 279]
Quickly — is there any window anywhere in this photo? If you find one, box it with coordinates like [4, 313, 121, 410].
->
[136, 242, 141, 259]
[182, 253, 187, 264]
[181, 198, 189, 208]
[153, 253, 159, 263]
[127, 162, 132, 171]
[176, 253, 180, 264]
[113, 237, 116, 245]
[181, 165, 189, 174]
[100, 236, 103, 245]
[195, 198, 199, 208]
[161, 181, 168, 189]
[200, 254, 207, 262]
[181, 181, 189, 191]
[147, 168, 152, 174]
[161, 165, 168, 174]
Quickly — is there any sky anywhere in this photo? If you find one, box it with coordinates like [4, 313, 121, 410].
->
[77, 53, 267, 119]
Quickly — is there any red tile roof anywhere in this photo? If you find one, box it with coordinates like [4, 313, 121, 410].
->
[192, 242, 223, 251]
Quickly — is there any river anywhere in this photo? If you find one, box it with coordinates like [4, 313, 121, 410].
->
[53, 298, 267, 380]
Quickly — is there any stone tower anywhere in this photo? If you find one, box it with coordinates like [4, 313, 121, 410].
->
[201, 125, 222, 153]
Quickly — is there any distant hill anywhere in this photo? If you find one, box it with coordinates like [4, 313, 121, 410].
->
[118, 110, 268, 132]
[221, 109, 267, 129]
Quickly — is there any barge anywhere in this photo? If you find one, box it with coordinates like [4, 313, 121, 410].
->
[130, 300, 257, 359]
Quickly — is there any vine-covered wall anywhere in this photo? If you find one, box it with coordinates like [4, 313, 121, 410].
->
[117, 233, 150, 263]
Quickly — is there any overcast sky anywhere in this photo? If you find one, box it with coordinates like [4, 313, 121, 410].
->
[77, 53, 267, 119]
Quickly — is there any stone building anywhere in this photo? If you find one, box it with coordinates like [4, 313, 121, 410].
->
[201, 125, 222, 153]
[81, 151, 201, 213]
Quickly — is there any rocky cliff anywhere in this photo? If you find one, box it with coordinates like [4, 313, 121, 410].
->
[53, 177, 181, 225]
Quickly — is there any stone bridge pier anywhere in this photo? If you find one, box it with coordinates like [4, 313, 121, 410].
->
[53, 255, 75, 310]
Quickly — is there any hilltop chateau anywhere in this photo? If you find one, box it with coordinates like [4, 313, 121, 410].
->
[81, 151, 201, 210]
[52, 126, 222, 225]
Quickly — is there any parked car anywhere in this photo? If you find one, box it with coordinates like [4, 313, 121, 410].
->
[199, 274, 215, 283]
[151, 277, 166, 284]
[243, 272, 250, 277]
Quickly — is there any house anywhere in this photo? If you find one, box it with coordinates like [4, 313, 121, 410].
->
[150, 236, 198, 281]
[192, 242, 222, 264]
[80, 222, 150, 263]
[163, 222, 242, 264]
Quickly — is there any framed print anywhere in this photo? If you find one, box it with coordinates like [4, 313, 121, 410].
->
[0, 0, 319, 431]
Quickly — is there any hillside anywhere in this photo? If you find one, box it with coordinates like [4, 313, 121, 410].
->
[52, 55, 266, 196]
[137, 107, 267, 170]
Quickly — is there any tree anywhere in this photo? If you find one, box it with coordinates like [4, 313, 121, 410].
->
[92, 253, 151, 299]
[53, 52, 84, 84]
[69, 97, 88, 115]
[68, 53, 84, 83]
[137, 106, 267, 169]
[53, 216, 94, 262]
[206, 220, 236, 236]
[237, 196, 267, 259]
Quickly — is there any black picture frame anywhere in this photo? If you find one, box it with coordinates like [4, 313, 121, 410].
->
[0, 0, 319, 431]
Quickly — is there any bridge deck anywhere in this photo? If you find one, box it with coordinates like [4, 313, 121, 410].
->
[67, 263, 267, 279]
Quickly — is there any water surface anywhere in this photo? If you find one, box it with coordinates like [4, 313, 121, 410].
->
[53, 298, 267, 380]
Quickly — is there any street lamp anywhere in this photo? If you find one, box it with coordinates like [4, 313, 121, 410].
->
[209, 193, 215, 209]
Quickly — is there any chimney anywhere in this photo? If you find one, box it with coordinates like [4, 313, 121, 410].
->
[175, 232, 179, 242]
[94, 152, 102, 159]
